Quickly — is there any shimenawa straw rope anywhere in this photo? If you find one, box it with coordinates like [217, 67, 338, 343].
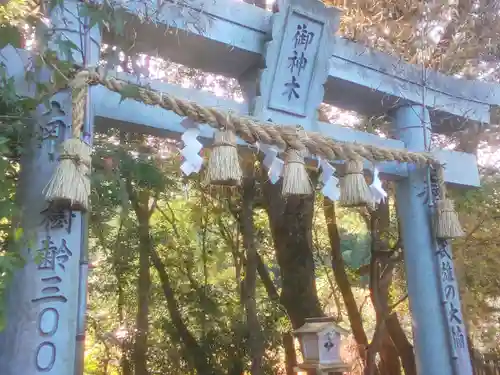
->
[435, 166, 464, 239]
[43, 74, 91, 211]
[206, 129, 242, 186]
[282, 148, 313, 195]
[50, 69, 463, 238]
[340, 159, 372, 206]
[74, 69, 436, 167]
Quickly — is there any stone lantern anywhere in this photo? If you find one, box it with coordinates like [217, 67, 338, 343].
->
[293, 317, 350, 374]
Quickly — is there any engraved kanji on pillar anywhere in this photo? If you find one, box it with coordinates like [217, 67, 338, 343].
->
[30, 206, 82, 374]
[436, 239, 474, 375]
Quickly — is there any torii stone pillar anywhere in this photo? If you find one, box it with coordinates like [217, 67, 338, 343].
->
[0, 2, 101, 375]
[392, 105, 472, 375]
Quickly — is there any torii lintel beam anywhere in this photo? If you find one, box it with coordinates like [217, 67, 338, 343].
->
[103, 0, 499, 130]
[0, 46, 480, 188]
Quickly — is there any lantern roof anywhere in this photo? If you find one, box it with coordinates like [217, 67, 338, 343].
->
[293, 317, 350, 336]
[295, 362, 351, 371]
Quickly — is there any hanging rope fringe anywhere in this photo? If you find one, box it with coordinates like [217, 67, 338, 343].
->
[43, 73, 91, 211]
[206, 129, 242, 186]
[76, 70, 437, 168]
[435, 166, 464, 239]
[44, 70, 460, 211]
[282, 148, 312, 196]
[340, 159, 372, 206]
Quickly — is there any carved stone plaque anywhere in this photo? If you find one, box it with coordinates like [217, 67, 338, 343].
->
[254, 0, 341, 129]
[269, 14, 323, 116]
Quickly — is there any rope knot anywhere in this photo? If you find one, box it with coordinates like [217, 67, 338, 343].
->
[205, 129, 242, 186]
[282, 148, 312, 196]
[59, 152, 91, 168]
[436, 199, 455, 213]
[213, 141, 236, 148]
[344, 159, 364, 175]
[70, 70, 91, 90]
[285, 149, 306, 165]
[59, 153, 81, 162]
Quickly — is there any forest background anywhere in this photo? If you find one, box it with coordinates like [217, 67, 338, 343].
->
[0, 0, 499, 374]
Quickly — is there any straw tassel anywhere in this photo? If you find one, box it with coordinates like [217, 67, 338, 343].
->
[435, 166, 464, 239]
[43, 72, 91, 211]
[435, 199, 464, 239]
[282, 148, 312, 196]
[206, 129, 242, 186]
[340, 159, 372, 206]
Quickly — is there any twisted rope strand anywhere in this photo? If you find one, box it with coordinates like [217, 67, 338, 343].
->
[436, 166, 448, 200]
[70, 84, 88, 138]
[74, 69, 440, 167]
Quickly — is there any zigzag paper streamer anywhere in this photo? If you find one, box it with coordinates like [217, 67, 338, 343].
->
[320, 159, 340, 201]
[180, 119, 203, 176]
[257, 142, 285, 184]
[369, 167, 387, 204]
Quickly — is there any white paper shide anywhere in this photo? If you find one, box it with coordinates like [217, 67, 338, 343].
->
[319, 159, 340, 201]
[180, 119, 203, 176]
[369, 167, 387, 204]
[258, 142, 285, 184]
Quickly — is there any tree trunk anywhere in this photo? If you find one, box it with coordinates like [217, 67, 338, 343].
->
[241, 174, 265, 375]
[261, 170, 321, 375]
[283, 332, 297, 375]
[323, 199, 369, 357]
[227, 198, 297, 375]
[386, 313, 416, 375]
[365, 248, 385, 375]
[368, 199, 416, 375]
[367, 201, 399, 375]
[113, 219, 132, 375]
[117, 271, 133, 375]
[379, 333, 400, 375]
[133, 190, 152, 375]
[256, 252, 297, 375]
[150, 247, 219, 375]
[256, 249, 297, 374]
[262, 170, 323, 328]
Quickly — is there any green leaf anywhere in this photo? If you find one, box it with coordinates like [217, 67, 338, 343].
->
[0, 25, 22, 49]
[52, 69, 69, 89]
[35, 82, 50, 99]
[48, 0, 64, 12]
[0, 312, 5, 332]
[80, 5, 107, 30]
[119, 84, 141, 103]
[112, 9, 126, 36]
[24, 70, 35, 85]
[18, 97, 38, 111]
[54, 38, 81, 62]
[13, 227, 23, 241]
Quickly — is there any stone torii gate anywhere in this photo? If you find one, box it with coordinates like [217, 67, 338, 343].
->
[0, 0, 495, 373]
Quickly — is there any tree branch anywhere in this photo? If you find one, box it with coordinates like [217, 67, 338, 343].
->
[156, 204, 182, 241]
[150, 246, 219, 375]
[389, 294, 408, 311]
[240, 173, 265, 375]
